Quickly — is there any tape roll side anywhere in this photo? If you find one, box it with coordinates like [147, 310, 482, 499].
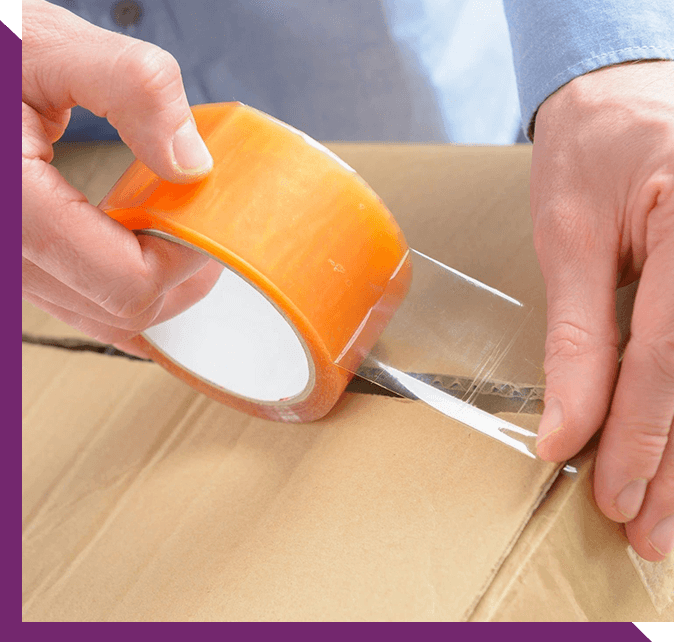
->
[101, 102, 410, 421]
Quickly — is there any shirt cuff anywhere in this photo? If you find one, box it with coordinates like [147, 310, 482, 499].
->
[503, 0, 674, 139]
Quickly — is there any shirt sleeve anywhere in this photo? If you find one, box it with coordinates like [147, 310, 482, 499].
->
[503, 0, 674, 138]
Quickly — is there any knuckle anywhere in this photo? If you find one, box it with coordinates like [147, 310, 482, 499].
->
[644, 172, 674, 222]
[620, 423, 670, 468]
[123, 43, 183, 104]
[22, 103, 53, 161]
[544, 319, 614, 364]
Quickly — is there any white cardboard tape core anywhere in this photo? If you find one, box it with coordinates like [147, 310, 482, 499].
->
[143, 264, 311, 402]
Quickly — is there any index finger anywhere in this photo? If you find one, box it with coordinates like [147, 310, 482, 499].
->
[22, 0, 212, 181]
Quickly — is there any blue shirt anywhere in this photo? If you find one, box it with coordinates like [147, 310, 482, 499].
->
[48, 0, 522, 143]
[503, 0, 674, 137]
[52, 0, 674, 144]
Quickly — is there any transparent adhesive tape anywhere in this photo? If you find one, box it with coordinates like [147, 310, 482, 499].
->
[101, 102, 559, 468]
[337, 249, 551, 463]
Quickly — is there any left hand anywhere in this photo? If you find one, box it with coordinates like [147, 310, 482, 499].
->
[531, 61, 674, 561]
[22, 0, 220, 359]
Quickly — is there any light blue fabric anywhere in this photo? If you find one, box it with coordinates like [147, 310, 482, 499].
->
[382, 0, 521, 143]
[503, 0, 674, 137]
[51, 0, 521, 144]
[51, 1, 674, 144]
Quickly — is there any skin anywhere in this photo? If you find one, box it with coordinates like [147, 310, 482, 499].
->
[22, 0, 221, 357]
[532, 61, 674, 561]
[22, 2, 673, 559]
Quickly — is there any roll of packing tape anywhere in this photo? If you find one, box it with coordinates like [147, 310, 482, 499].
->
[100, 102, 411, 422]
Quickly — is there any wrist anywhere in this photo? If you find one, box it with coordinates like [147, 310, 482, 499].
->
[531, 60, 673, 140]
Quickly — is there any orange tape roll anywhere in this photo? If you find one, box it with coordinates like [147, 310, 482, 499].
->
[100, 103, 411, 422]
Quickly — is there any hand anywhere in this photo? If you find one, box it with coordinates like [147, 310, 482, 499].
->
[22, 0, 221, 356]
[531, 61, 674, 560]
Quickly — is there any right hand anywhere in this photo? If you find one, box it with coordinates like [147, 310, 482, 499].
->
[530, 61, 674, 560]
[22, 0, 221, 356]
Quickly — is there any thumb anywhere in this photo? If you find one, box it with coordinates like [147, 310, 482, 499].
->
[22, 0, 213, 183]
[534, 211, 621, 461]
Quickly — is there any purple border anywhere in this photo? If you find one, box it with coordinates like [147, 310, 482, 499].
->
[8, 11, 25, 628]
[8, 13, 652, 636]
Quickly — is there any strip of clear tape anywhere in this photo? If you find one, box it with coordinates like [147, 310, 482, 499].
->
[335, 249, 580, 476]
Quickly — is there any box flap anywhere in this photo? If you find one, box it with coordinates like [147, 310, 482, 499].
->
[471, 463, 674, 621]
[22, 343, 558, 621]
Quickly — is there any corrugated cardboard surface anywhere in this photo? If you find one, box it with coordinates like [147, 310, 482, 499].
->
[22, 142, 672, 621]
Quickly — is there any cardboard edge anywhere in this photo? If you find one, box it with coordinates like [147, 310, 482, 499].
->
[462, 463, 564, 621]
[470, 458, 674, 622]
[468, 465, 580, 621]
[628, 546, 674, 614]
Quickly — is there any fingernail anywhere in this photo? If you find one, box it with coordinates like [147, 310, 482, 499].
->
[537, 397, 564, 445]
[649, 514, 674, 556]
[172, 118, 213, 175]
[615, 478, 648, 520]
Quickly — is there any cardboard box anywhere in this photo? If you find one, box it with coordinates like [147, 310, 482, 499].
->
[21, 142, 673, 621]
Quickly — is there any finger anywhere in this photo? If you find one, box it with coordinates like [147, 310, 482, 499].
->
[24, 290, 151, 360]
[114, 259, 223, 358]
[22, 253, 221, 332]
[22, 0, 212, 181]
[22, 257, 164, 332]
[22, 291, 146, 345]
[23, 259, 223, 346]
[145, 257, 224, 322]
[625, 418, 674, 561]
[533, 206, 621, 461]
[22, 146, 209, 319]
[594, 239, 674, 534]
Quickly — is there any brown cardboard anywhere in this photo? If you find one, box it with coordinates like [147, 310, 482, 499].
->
[22, 337, 557, 621]
[21, 141, 670, 621]
[472, 463, 674, 621]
